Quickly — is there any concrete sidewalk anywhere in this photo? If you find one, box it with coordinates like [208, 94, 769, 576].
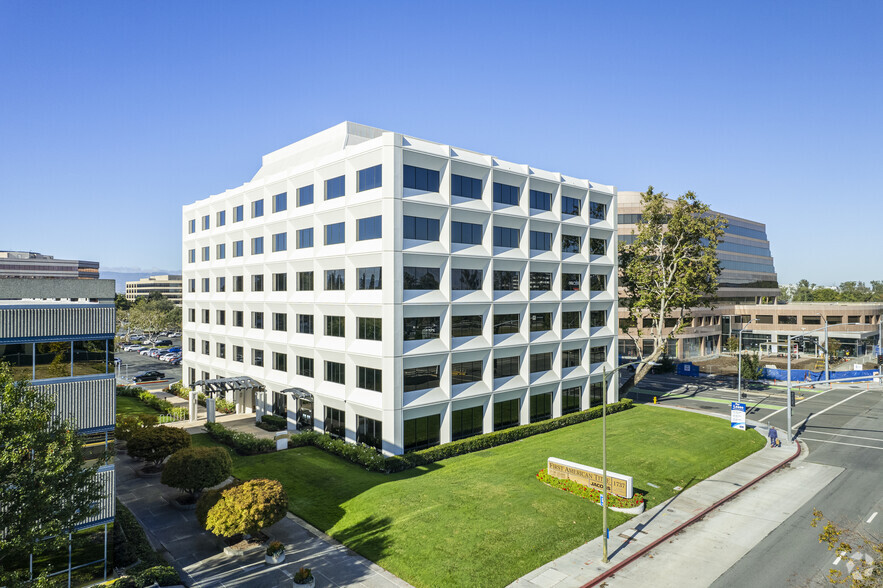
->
[510, 423, 830, 587]
[116, 446, 411, 587]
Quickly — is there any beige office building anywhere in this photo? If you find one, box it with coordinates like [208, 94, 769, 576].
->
[125, 274, 182, 306]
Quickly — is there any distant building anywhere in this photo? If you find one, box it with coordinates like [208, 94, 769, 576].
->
[616, 193, 882, 360]
[125, 274, 183, 306]
[0, 250, 99, 279]
[0, 277, 116, 583]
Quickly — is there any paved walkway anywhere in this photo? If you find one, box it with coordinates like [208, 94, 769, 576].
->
[116, 443, 411, 587]
[510, 411, 822, 587]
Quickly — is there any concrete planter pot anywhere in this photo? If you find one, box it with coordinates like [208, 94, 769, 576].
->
[264, 551, 285, 565]
[293, 577, 315, 588]
[609, 502, 645, 515]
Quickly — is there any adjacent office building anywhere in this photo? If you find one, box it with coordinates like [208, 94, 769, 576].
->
[125, 274, 183, 306]
[183, 122, 618, 455]
[0, 250, 99, 279]
[616, 191, 882, 359]
[0, 278, 116, 582]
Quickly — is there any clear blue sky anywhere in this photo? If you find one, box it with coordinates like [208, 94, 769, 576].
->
[1, 1, 880, 284]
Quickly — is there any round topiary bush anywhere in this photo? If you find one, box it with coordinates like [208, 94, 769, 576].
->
[206, 478, 288, 538]
[161, 446, 232, 496]
[127, 425, 191, 467]
[196, 480, 240, 529]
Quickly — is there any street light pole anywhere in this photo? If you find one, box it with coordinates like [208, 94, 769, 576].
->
[602, 365, 608, 563]
[737, 318, 755, 404]
[786, 333, 793, 444]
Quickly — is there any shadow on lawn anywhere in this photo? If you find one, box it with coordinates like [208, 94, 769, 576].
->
[331, 515, 395, 562]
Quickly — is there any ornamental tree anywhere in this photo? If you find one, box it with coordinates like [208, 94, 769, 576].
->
[619, 187, 727, 384]
[127, 425, 191, 467]
[0, 362, 104, 585]
[161, 446, 232, 496]
[811, 509, 882, 586]
[205, 478, 288, 537]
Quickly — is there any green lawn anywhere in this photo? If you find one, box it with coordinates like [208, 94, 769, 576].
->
[192, 405, 764, 587]
[116, 395, 162, 417]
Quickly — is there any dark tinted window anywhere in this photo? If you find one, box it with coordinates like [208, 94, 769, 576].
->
[494, 313, 519, 335]
[273, 272, 287, 291]
[298, 314, 314, 334]
[562, 348, 581, 368]
[562, 196, 581, 216]
[562, 273, 581, 291]
[403, 165, 440, 192]
[296, 229, 311, 249]
[358, 267, 382, 289]
[403, 365, 440, 392]
[563, 311, 582, 329]
[357, 164, 382, 192]
[451, 221, 482, 245]
[404, 216, 440, 241]
[530, 313, 551, 332]
[404, 316, 440, 341]
[562, 386, 581, 414]
[493, 182, 519, 205]
[494, 270, 519, 290]
[325, 269, 345, 290]
[297, 356, 313, 377]
[590, 310, 606, 327]
[325, 361, 345, 384]
[452, 360, 482, 385]
[297, 271, 313, 291]
[590, 237, 606, 256]
[356, 416, 382, 450]
[325, 406, 345, 437]
[562, 234, 581, 253]
[452, 315, 482, 338]
[530, 393, 552, 422]
[452, 405, 483, 441]
[357, 317, 382, 340]
[357, 215, 382, 240]
[273, 192, 287, 213]
[325, 175, 345, 200]
[530, 231, 552, 251]
[589, 201, 606, 220]
[530, 272, 552, 291]
[325, 315, 345, 337]
[590, 345, 607, 364]
[297, 184, 314, 206]
[325, 221, 345, 245]
[451, 268, 482, 290]
[493, 398, 519, 431]
[494, 355, 519, 378]
[530, 352, 552, 373]
[493, 226, 519, 248]
[357, 366, 382, 391]
[590, 274, 607, 291]
[451, 174, 482, 199]
[529, 189, 552, 211]
[403, 266, 440, 290]
[403, 414, 440, 451]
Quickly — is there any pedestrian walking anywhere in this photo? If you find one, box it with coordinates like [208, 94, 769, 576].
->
[768, 425, 778, 448]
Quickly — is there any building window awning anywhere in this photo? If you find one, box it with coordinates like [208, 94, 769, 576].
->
[194, 376, 265, 395]
[280, 387, 313, 400]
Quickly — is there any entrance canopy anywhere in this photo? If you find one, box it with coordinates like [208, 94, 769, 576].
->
[194, 376, 266, 396]
[280, 387, 313, 400]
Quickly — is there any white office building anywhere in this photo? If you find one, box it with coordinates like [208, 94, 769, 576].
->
[182, 122, 618, 455]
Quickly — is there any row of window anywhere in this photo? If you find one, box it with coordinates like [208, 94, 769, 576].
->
[405, 165, 608, 219]
[186, 166, 386, 234]
[405, 383, 606, 450]
[319, 409, 384, 451]
[187, 220, 607, 261]
[0, 340, 113, 382]
[186, 268, 608, 294]
[188, 308, 609, 340]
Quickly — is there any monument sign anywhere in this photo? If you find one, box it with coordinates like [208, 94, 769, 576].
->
[547, 457, 633, 498]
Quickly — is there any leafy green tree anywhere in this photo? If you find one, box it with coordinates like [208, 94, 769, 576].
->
[619, 187, 727, 383]
[127, 425, 191, 467]
[838, 281, 872, 302]
[811, 509, 882, 586]
[161, 446, 232, 497]
[206, 479, 288, 538]
[790, 279, 817, 302]
[128, 297, 181, 339]
[740, 352, 763, 380]
[812, 287, 841, 302]
[726, 336, 739, 354]
[0, 363, 104, 585]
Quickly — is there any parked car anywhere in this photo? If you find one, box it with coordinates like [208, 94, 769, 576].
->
[140, 347, 158, 356]
[170, 332, 181, 338]
[124, 344, 145, 352]
[155, 339, 173, 347]
[133, 371, 165, 383]
[166, 347, 182, 353]
[169, 358, 181, 366]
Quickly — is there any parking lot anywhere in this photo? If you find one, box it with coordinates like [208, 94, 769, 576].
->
[116, 337, 183, 388]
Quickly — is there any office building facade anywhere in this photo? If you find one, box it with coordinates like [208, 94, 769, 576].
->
[183, 122, 618, 455]
[0, 278, 116, 582]
[0, 250, 99, 279]
[125, 274, 183, 306]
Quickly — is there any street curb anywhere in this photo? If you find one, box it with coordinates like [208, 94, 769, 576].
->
[582, 440, 802, 587]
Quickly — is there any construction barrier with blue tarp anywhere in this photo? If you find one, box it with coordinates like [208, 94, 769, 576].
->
[761, 368, 879, 382]
[677, 362, 700, 377]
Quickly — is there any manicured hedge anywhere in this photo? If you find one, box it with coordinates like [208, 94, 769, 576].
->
[116, 385, 185, 418]
[112, 500, 181, 586]
[204, 422, 275, 455]
[259, 414, 287, 431]
[205, 399, 634, 474]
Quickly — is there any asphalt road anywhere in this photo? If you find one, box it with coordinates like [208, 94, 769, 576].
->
[626, 374, 883, 586]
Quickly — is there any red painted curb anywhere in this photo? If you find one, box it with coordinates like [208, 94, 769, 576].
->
[582, 441, 802, 587]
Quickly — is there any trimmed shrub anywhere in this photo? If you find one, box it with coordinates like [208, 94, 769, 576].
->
[127, 426, 191, 466]
[115, 414, 158, 442]
[161, 446, 232, 496]
[133, 565, 181, 587]
[205, 478, 288, 537]
[259, 414, 287, 431]
[204, 422, 275, 455]
[196, 480, 241, 529]
[114, 499, 166, 569]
